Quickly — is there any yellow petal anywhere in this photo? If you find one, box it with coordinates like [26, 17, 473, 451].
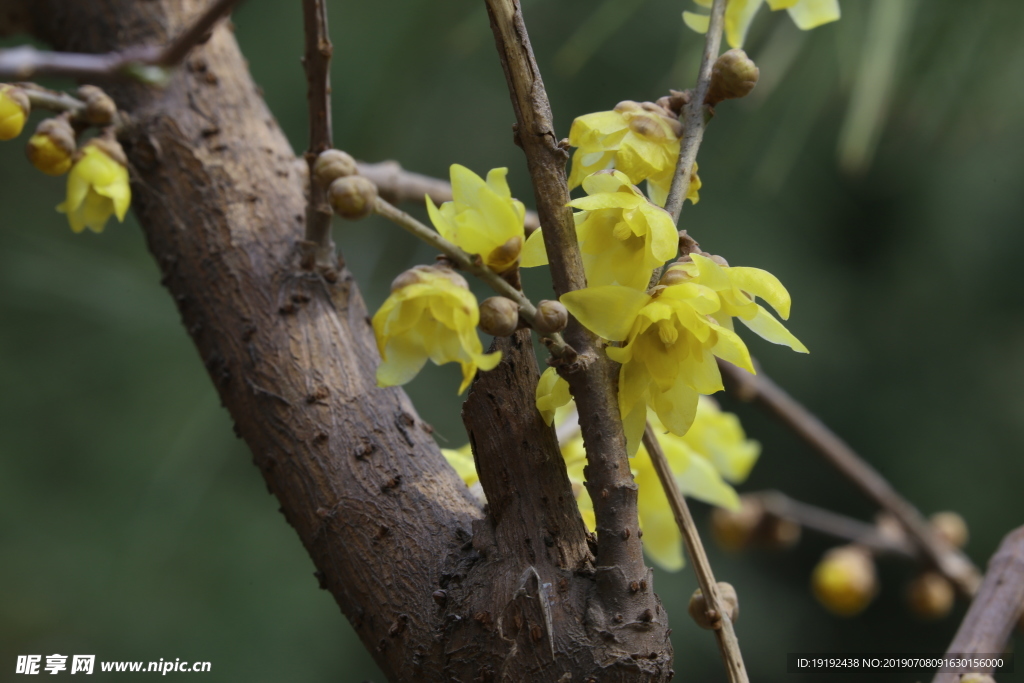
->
[683, 10, 711, 34]
[766, 0, 799, 8]
[675, 449, 741, 510]
[726, 266, 793, 319]
[536, 367, 572, 426]
[724, 0, 764, 48]
[738, 307, 809, 353]
[560, 286, 650, 341]
[650, 379, 699, 437]
[710, 322, 756, 373]
[442, 443, 480, 488]
[634, 449, 685, 571]
[376, 333, 429, 388]
[786, 0, 841, 29]
[519, 228, 549, 268]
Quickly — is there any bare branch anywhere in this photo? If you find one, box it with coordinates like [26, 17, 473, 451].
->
[356, 160, 541, 233]
[663, 0, 726, 222]
[643, 423, 749, 683]
[300, 0, 334, 267]
[720, 360, 982, 597]
[0, 0, 240, 81]
[931, 526, 1024, 683]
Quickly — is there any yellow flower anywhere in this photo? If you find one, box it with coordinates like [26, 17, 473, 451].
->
[665, 253, 808, 353]
[521, 170, 679, 290]
[426, 165, 526, 273]
[442, 443, 479, 488]
[536, 367, 572, 426]
[0, 84, 29, 141]
[567, 101, 700, 207]
[372, 266, 501, 394]
[26, 117, 76, 177]
[561, 282, 754, 455]
[57, 141, 131, 234]
[681, 397, 760, 483]
[684, 0, 841, 49]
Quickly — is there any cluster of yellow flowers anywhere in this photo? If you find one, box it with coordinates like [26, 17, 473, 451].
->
[444, 391, 760, 572]
[684, 0, 841, 49]
[0, 83, 131, 234]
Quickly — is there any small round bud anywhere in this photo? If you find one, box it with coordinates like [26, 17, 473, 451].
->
[0, 83, 30, 140]
[761, 515, 801, 550]
[328, 175, 378, 220]
[906, 571, 954, 620]
[77, 85, 117, 126]
[314, 149, 358, 187]
[613, 100, 642, 114]
[930, 511, 969, 549]
[478, 297, 520, 337]
[688, 582, 739, 630]
[710, 495, 764, 551]
[533, 300, 568, 335]
[26, 116, 76, 176]
[811, 545, 877, 617]
[705, 49, 760, 107]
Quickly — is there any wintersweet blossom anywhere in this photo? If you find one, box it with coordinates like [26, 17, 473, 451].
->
[561, 282, 754, 455]
[566, 101, 701, 207]
[521, 170, 678, 290]
[57, 141, 131, 234]
[684, 0, 841, 49]
[664, 253, 808, 353]
[372, 266, 501, 394]
[0, 84, 28, 141]
[536, 367, 573, 426]
[426, 165, 526, 273]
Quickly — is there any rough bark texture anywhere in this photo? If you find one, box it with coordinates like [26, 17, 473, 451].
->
[26, 1, 673, 679]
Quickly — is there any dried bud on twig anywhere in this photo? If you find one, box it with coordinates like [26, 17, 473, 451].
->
[478, 297, 519, 337]
[688, 582, 739, 630]
[930, 511, 969, 549]
[77, 85, 117, 126]
[705, 49, 759, 107]
[906, 571, 955, 620]
[328, 175, 377, 220]
[533, 300, 568, 335]
[314, 149, 358, 187]
[710, 496, 764, 551]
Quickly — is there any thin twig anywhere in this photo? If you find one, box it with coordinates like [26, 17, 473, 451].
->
[663, 0, 726, 223]
[752, 490, 914, 557]
[0, 0, 241, 81]
[643, 423, 748, 683]
[373, 198, 572, 359]
[931, 525, 1024, 683]
[719, 360, 982, 597]
[18, 83, 86, 115]
[356, 160, 541, 233]
[485, 0, 650, 594]
[300, 0, 334, 267]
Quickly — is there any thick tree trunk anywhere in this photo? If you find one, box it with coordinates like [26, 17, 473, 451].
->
[26, 1, 673, 679]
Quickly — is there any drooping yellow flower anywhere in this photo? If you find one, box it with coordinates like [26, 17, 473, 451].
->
[566, 101, 701, 207]
[426, 165, 526, 273]
[664, 253, 808, 353]
[57, 140, 131, 234]
[373, 266, 501, 394]
[26, 117, 76, 176]
[684, 0, 841, 49]
[521, 170, 679, 290]
[561, 282, 754, 455]
[536, 367, 573, 426]
[0, 84, 29, 141]
[681, 397, 760, 483]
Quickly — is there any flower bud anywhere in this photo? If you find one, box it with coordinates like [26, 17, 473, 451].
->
[391, 264, 468, 293]
[533, 300, 568, 335]
[0, 84, 30, 140]
[705, 49, 760, 107]
[26, 116, 76, 176]
[659, 266, 691, 287]
[314, 149, 358, 187]
[710, 495, 764, 551]
[77, 85, 117, 126]
[613, 100, 643, 114]
[688, 582, 739, 630]
[328, 175, 378, 220]
[478, 297, 519, 337]
[906, 571, 954, 620]
[811, 545, 877, 616]
[761, 515, 801, 550]
[930, 511, 968, 549]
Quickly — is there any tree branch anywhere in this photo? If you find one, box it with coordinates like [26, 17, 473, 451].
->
[719, 360, 982, 597]
[931, 526, 1024, 683]
[643, 424, 748, 683]
[301, 0, 334, 266]
[663, 0, 725, 222]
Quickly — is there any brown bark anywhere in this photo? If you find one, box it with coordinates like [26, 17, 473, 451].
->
[26, 1, 674, 679]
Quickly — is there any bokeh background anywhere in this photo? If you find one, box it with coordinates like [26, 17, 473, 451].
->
[2, 0, 1023, 680]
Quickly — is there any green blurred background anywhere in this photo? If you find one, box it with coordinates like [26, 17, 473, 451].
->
[2, 0, 1023, 680]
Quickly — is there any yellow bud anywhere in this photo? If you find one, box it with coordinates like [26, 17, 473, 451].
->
[705, 49, 760, 107]
[533, 300, 568, 335]
[613, 100, 643, 114]
[328, 175, 378, 220]
[77, 85, 117, 126]
[930, 511, 969, 549]
[710, 495, 764, 551]
[0, 84, 30, 141]
[906, 571, 954, 620]
[26, 116, 76, 176]
[811, 545, 877, 617]
[688, 582, 739, 630]
[314, 149, 358, 187]
[478, 296, 519, 337]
